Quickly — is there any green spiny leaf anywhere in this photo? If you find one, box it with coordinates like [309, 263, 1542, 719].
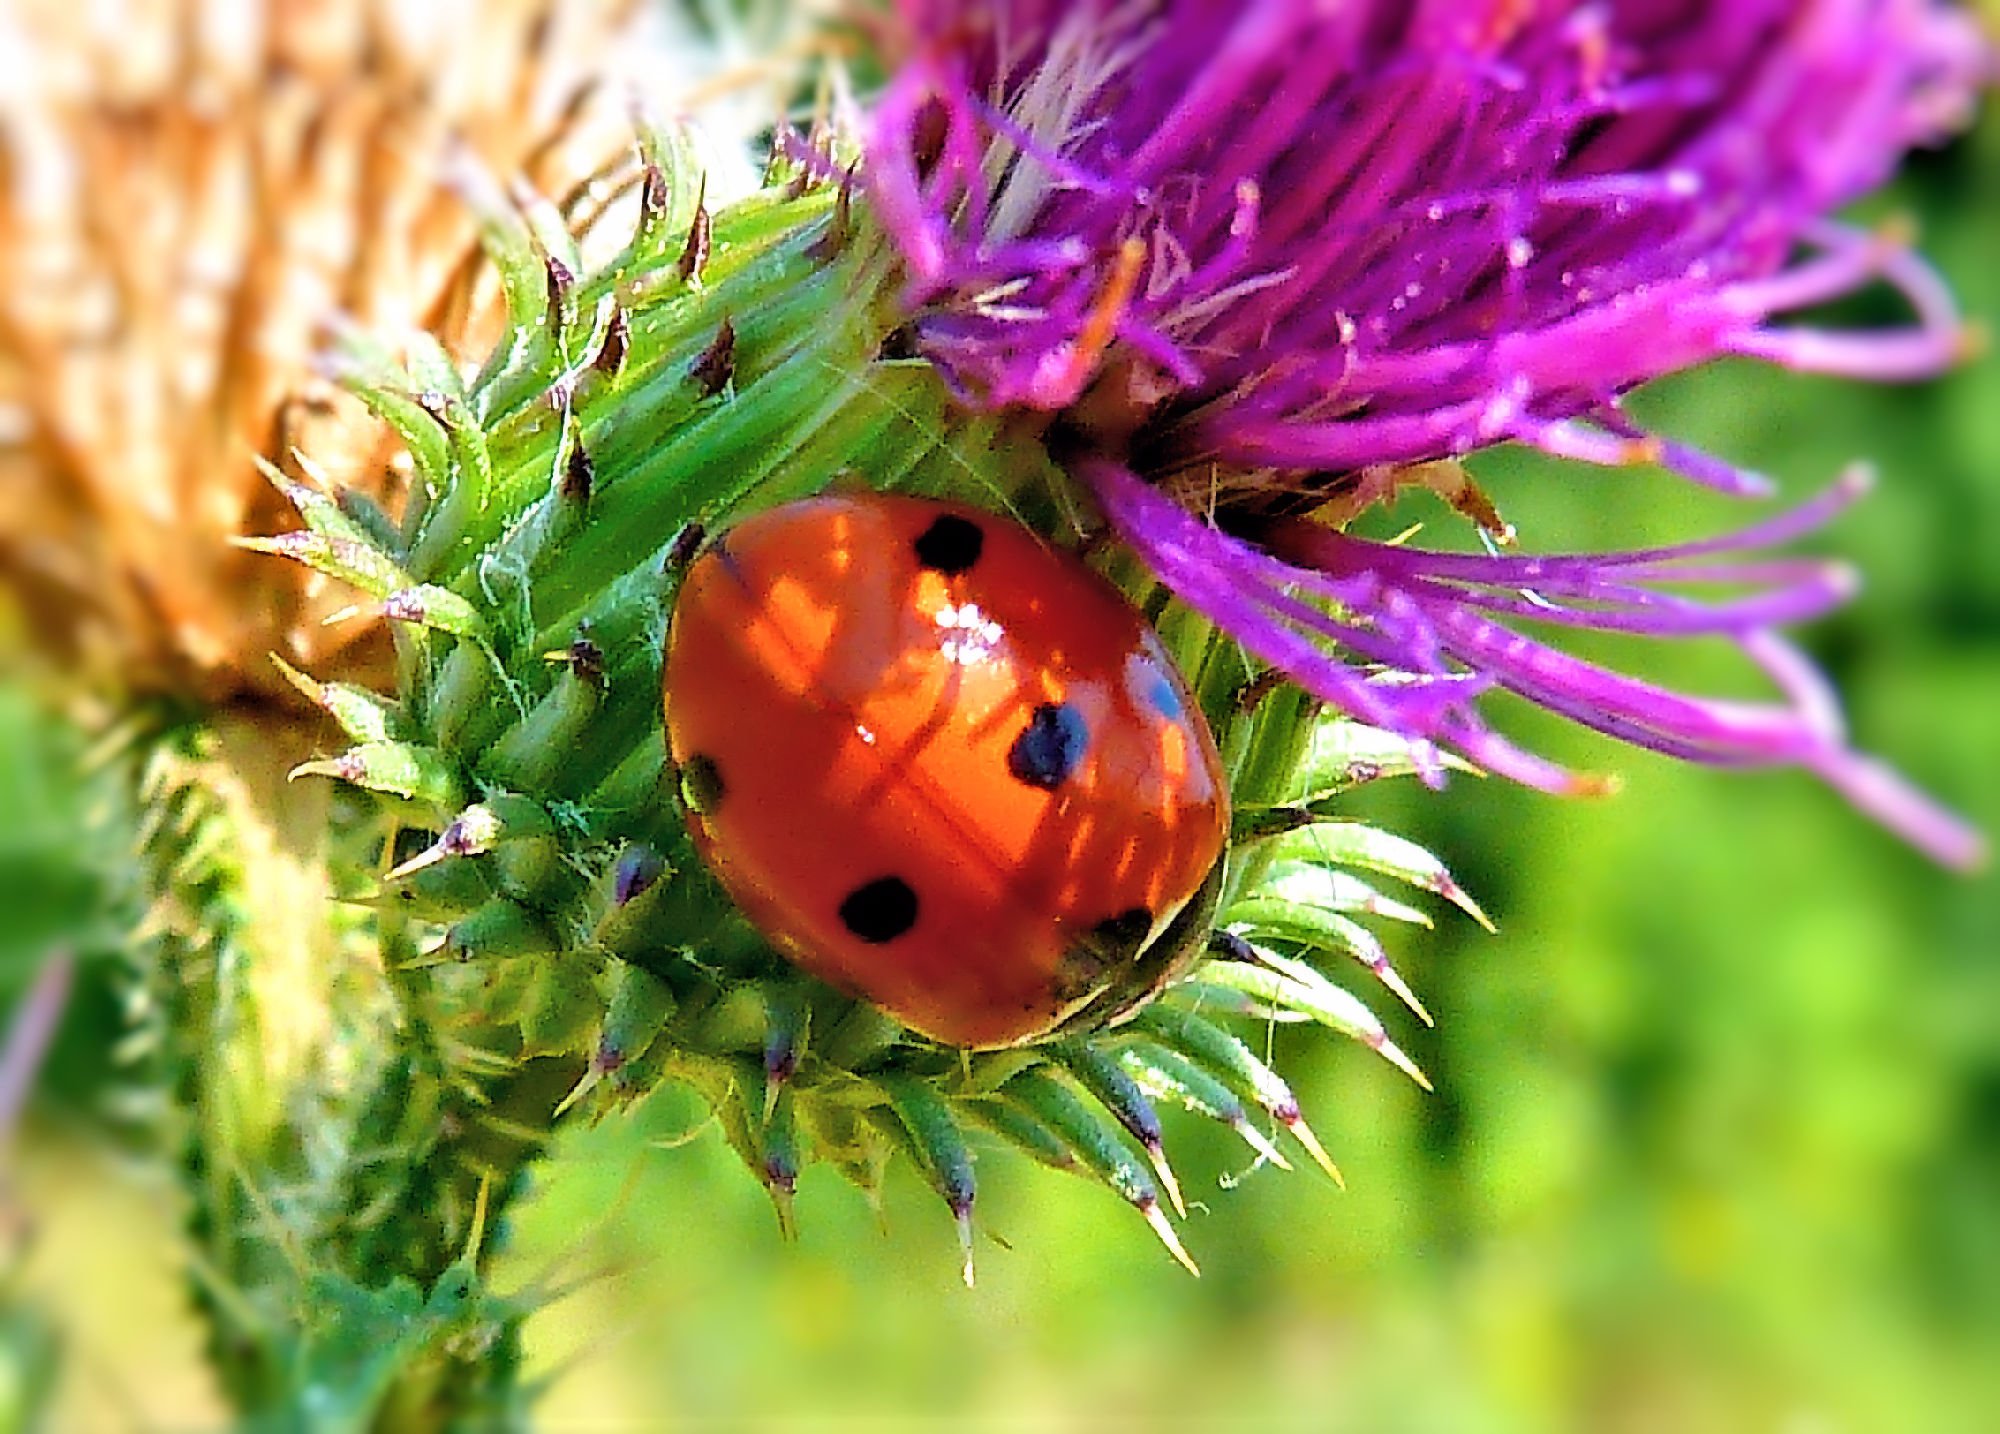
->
[1201, 949, 1431, 1089]
[1051, 1041, 1185, 1216]
[1270, 821, 1494, 929]
[999, 1069, 1198, 1276]
[270, 655, 402, 746]
[293, 741, 462, 810]
[962, 1096, 1080, 1175]
[234, 530, 410, 599]
[1127, 1004, 1342, 1185]
[1115, 1042, 1292, 1171]
[875, 1074, 978, 1285]
[1223, 893, 1432, 1023]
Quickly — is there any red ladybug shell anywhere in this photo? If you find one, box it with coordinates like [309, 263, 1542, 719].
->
[662, 494, 1229, 1048]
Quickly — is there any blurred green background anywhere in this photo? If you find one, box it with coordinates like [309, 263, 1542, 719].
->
[5, 62, 1997, 1434]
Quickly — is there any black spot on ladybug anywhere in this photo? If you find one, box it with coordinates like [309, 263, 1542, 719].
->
[680, 754, 726, 815]
[1007, 702, 1089, 789]
[1146, 670, 1184, 723]
[913, 514, 984, 575]
[839, 876, 920, 943]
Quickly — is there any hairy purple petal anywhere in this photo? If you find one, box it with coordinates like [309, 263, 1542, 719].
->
[868, 0, 1985, 480]
[1083, 458, 1986, 869]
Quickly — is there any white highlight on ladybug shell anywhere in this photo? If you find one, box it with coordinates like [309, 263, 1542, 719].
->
[935, 602, 1004, 665]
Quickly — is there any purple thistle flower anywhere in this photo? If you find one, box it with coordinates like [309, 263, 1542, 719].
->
[861, 0, 1989, 867]
[869, 0, 1983, 461]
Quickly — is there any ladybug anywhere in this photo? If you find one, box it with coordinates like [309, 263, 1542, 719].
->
[662, 494, 1229, 1048]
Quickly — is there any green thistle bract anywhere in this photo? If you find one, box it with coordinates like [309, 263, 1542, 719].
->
[258, 115, 1472, 1296]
